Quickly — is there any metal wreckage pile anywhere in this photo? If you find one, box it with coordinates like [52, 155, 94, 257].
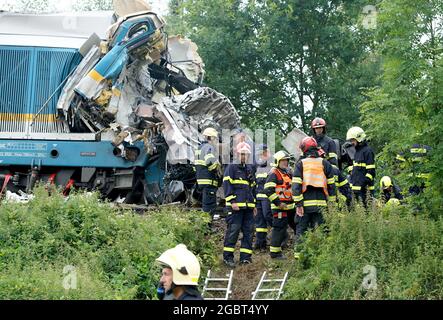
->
[55, 10, 241, 204]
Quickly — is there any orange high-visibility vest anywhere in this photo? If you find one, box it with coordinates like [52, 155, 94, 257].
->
[272, 168, 293, 202]
[301, 157, 328, 196]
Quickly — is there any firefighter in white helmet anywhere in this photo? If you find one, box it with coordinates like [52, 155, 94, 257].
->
[156, 244, 203, 300]
[346, 126, 376, 207]
[222, 142, 256, 267]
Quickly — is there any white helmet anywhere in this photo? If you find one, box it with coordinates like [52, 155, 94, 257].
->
[156, 244, 201, 286]
[346, 127, 366, 143]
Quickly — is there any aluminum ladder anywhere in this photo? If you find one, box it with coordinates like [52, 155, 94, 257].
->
[202, 269, 234, 300]
[251, 271, 288, 300]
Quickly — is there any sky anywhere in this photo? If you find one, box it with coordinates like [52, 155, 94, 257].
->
[0, 0, 169, 14]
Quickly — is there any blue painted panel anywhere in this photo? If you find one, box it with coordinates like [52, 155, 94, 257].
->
[0, 139, 149, 168]
[0, 46, 32, 117]
[31, 48, 81, 115]
[0, 46, 80, 117]
[145, 158, 165, 190]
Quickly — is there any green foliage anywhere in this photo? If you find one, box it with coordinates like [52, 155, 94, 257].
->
[72, 0, 113, 11]
[167, 0, 379, 137]
[0, 186, 216, 299]
[284, 204, 443, 299]
[360, 0, 443, 214]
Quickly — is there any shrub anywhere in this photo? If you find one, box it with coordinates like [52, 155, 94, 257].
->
[284, 203, 443, 299]
[0, 186, 216, 300]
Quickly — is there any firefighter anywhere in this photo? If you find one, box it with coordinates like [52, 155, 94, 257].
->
[254, 144, 273, 250]
[346, 127, 376, 207]
[156, 244, 203, 300]
[396, 144, 431, 195]
[318, 147, 352, 208]
[292, 137, 336, 258]
[380, 176, 403, 205]
[264, 150, 295, 260]
[222, 142, 256, 267]
[311, 117, 339, 167]
[195, 127, 221, 219]
[332, 165, 352, 209]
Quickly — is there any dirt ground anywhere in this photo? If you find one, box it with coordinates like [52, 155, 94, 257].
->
[203, 217, 296, 300]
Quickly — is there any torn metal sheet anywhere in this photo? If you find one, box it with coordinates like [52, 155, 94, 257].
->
[281, 128, 308, 160]
[57, 44, 102, 115]
[168, 35, 205, 84]
[113, 0, 152, 18]
[154, 87, 240, 163]
[57, 10, 241, 166]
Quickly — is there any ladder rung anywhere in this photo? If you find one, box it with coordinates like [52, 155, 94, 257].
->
[206, 278, 230, 281]
[255, 289, 280, 292]
[262, 279, 284, 282]
[204, 288, 230, 291]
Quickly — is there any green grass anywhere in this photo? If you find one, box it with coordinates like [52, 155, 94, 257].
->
[0, 186, 216, 300]
[284, 203, 443, 299]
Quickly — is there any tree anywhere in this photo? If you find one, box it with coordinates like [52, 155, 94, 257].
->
[166, 0, 380, 138]
[73, 0, 113, 11]
[360, 0, 443, 214]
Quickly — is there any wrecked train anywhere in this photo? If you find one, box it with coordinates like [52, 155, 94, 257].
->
[0, 10, 240, 204]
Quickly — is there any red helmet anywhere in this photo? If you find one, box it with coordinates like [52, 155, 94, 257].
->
[299, 137, 318, 153]
[311, 117, 326, 129]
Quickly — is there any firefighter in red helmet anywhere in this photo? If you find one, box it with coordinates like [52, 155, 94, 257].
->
[292, 137, 336, 259]
[311, 118, 338, 167]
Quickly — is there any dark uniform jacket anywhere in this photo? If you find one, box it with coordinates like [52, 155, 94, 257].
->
[348, 142, 375, 192]
[314, 134, 338, 167]
[382, 184, 403, 203]
[292, 152, 336, 214]
[223, 163, 256, 209]
[255, 159, 272, 200]
[332, 166, 352, 202]
[176, 286, 204, 300]
[195, 141, 219, 187]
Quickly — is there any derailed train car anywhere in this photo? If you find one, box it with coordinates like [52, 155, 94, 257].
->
[0, 8, 240, 204]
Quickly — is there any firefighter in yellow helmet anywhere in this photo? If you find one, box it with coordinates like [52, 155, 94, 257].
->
[156, 244, 203, 300]
[195, 127, 221, 220]
[380, 176, 403, 205]
[346, 127, 375, 207]
[264, 150, 295, 260]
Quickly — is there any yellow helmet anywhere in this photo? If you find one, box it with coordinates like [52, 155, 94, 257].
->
[346, 127, 366, 143]
[202, 127, 218, 139]
[156, 244, 201, 286]
[386, 198, 400, 207]
[273, 150, 291, 166]
[380, 176, 393, 190]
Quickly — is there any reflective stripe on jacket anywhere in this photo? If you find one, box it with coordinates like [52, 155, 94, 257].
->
[349, 142, 375, 191]
[195, 141, 219, 186]
[255, 162, 271, 200]
[264, 167, 295, 210]
[223, 163, 256, 208]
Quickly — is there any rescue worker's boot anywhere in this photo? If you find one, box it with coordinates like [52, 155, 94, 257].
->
[223, 259, 236, 268]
